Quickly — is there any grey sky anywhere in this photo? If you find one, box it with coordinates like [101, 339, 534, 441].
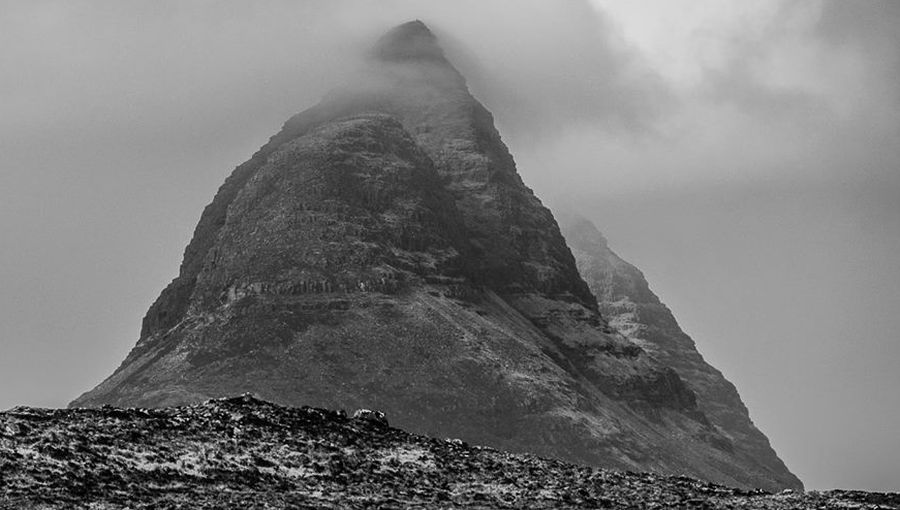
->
[1, 0, 898, 492]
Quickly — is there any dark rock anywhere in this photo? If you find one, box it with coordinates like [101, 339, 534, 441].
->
[352, 409, 389, 428]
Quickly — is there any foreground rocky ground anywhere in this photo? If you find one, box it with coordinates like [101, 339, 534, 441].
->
[1, 395, 896, 509]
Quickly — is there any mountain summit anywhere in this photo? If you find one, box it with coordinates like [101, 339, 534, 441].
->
[71, 21, 800, 491]
[372, 20, 446, 62]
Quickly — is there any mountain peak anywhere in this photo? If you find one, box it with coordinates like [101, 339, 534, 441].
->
[556, 212, 610, 249]
[372, 20, 446, 62]
[70, 21, 801, 492]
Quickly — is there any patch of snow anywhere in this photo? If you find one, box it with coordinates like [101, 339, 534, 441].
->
[377, 445, 435, 470]
[550, 406, 619, 436]
[452, 481, 518, 497]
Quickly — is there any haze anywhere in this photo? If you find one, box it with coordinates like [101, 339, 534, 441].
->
[1, 0, 898, 492]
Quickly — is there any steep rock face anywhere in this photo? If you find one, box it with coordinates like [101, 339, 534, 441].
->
[72, 21, 799, 490]
[561, 216, 802, 490]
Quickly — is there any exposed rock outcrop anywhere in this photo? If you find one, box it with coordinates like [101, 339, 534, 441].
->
[70, 21, 800, 491]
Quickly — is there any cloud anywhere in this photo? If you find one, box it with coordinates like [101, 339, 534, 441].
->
[526, 0, 900, 204]
[0, 0, 674, 153]
[428, 0, 672, 139]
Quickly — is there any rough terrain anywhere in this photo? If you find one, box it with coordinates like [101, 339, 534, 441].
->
[2, 396, 895, 509]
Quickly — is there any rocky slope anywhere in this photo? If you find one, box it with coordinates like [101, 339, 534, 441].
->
[71, 21, 799, 490]
[2, 396, 895, 509]
[561, 216, 803, 490]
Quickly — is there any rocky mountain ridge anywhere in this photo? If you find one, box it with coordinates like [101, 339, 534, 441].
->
[3, 396, 896, 509]
[71, 20, 800, 491]
[561, 216, 802, 490]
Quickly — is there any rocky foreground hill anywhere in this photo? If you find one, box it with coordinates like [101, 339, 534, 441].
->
[1, 396, 895, 509]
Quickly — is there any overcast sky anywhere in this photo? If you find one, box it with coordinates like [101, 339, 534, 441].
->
[1, 0, 898, 492]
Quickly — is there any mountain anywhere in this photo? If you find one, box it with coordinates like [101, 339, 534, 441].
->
[7, 396, 894, 509]
[560, 216, 803, 490]
[71, 20, 800, 490]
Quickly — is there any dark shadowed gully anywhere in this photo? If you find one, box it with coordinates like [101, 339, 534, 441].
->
[69, 20, 800, 491]
[2, 396, 897, 509]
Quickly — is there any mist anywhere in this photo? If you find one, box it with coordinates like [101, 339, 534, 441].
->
[1, 0, 898, 492]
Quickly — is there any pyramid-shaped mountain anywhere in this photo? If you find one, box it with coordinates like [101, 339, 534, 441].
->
[71, 21, 801, 491]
